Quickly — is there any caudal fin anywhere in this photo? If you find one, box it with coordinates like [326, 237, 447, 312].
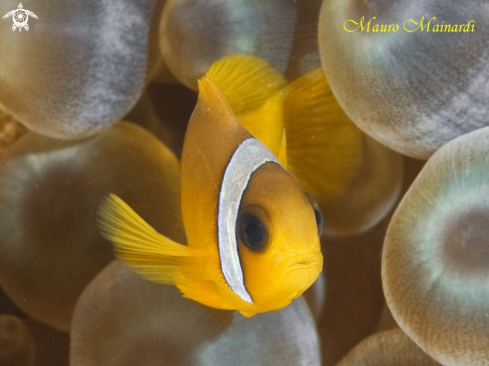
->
[283, 68, 364, 206]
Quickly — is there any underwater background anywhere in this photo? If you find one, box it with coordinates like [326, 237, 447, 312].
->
[0, 0, 488, 365]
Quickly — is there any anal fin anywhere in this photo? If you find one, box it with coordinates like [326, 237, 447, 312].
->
[177, 281, 233, 311]
[239, 311, 256, 318]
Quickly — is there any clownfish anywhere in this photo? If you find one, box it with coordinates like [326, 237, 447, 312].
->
[99, 57, 324, 317]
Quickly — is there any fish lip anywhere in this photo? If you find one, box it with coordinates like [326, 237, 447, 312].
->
[287, 252, 323, 271]
[271, 251, 323, 276]
[289, 261, 322, 270]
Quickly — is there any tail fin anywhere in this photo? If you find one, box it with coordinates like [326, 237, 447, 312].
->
[98, 194, 206, 284]
[283, 68, 363, 206]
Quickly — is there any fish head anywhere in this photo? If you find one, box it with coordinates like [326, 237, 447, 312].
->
[237, 162, 323, 311]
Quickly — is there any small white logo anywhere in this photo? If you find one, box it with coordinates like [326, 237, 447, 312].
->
[3, 3, 38, 32]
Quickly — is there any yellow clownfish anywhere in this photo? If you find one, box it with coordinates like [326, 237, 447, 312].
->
[99, 63, 323, 317]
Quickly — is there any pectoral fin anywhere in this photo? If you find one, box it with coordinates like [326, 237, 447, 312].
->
[98, 194, 207, 285]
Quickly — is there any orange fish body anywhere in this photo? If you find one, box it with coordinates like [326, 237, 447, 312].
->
[178, 77, 322, 315]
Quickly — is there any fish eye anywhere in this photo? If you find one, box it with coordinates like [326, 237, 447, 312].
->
[237, 210, 269, 253]
[313, 204, 323, 237]
[306, 193, 323, 237]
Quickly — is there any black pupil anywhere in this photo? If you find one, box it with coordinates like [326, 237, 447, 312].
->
[237, 211, 268, 252]
[245, 222, 263, 243]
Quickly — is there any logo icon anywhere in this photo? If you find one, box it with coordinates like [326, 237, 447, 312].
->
[3, 3, 38, 32]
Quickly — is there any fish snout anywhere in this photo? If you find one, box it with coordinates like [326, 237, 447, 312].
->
[279, 251, 323, 297]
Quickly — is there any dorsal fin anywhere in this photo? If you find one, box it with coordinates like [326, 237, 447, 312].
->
[98, 194, 207, 284]
[206, 55, 287, 157]
[283, 68, 364, 207]
[181, 76, 251, 250]
[237, 93, 284, 158]
[205, 54, 287, 116]
[205, 57, 363, 208]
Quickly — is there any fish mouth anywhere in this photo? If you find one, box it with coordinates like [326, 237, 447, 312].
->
[290, 261, 322, 270]
[287, 252, 323, 272]
[280, 252, 323, 299]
